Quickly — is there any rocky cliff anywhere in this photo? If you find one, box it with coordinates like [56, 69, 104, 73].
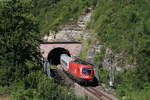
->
[43, 11, 92, 42]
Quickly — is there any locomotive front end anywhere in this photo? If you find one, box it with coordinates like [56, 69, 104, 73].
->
[80, 65, 94, 80]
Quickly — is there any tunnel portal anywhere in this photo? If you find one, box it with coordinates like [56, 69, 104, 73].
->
[48, 47, 70, 65]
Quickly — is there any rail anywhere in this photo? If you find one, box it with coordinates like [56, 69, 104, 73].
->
[56, 65, 118, 100]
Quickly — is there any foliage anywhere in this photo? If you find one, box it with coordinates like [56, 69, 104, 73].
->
[135, 39, 150, 89]
[0, 0, 40, 86]
[90, 0, 150, 54]
[0, 0, 99, 99]
[79, 31, 97, 60]
[117, 84, 150, 100]
[116, 70, 150, 100]
[89, 0, 150, 99]
[94, 46, 105, 68]
[32, 0, 97, 34]
[79, 43, 90, 60]
[11, 71, 83, 100]
[93, 47, 108, 84]
[97, 68, 108, 85]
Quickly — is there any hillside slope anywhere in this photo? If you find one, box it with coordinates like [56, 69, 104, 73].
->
[85, 0, 150, 100]
[1, 0, 149, 100]
[35, 0, 150, 99]
[37, 0, 150, 99]
[32, 0, 97, 35]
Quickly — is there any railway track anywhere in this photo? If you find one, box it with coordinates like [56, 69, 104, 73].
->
[83, 86, 117, 100]
[55, 65, 117, 100]
[55, 65, 74, 86]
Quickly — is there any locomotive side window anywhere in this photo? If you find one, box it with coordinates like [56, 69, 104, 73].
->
[82, 68, 92, 75]
[74, 59, 94, 66]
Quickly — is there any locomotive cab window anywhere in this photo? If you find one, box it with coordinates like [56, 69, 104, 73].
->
[82, 68, 92, 75]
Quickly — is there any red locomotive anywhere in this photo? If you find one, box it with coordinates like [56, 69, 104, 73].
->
[60, 54, 95, 83]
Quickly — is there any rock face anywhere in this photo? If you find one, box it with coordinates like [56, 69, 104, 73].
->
[103, 48, 136, 71]
[43, 12, 92, 42]
[87, 45, 135, 71]
[86, 42, 102, 64]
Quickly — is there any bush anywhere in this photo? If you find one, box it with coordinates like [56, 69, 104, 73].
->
[116, 81, 150, 100]
[11, 71, 84, 100]
[97, 68, 108, 85]
[0, 0, 40, 86]
[115, 68, 150, 100]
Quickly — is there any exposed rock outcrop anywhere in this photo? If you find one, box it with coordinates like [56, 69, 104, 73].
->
[43, 11, 92, 42]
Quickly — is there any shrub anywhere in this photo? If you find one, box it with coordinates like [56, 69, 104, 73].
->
[11, 71, 84, 100]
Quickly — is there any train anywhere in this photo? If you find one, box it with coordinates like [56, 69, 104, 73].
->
[60, 54, 97, 84]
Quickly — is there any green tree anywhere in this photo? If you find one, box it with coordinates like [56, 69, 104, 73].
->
[12, 71, 83, 100]
[0, 0, 40, 86]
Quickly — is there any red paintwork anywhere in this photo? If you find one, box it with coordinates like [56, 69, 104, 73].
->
[64, 61, 94, 80]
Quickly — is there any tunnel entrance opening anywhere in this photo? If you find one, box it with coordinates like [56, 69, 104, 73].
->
[48, 47, 70, 65]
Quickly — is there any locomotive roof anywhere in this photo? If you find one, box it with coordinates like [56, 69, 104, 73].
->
[74, 58, 94, 66]
[60, 54, 74, 62]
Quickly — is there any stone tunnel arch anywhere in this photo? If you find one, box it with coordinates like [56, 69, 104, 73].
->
[47, 47, 70, 65]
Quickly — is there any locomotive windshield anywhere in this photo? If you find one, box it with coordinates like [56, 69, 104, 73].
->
[82, 68, 92, 75]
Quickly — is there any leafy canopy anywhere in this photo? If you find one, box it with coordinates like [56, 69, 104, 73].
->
[0, 0, 40, 86]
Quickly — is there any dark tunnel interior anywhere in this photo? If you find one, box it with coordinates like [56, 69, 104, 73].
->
[48, 47, 70, 65]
